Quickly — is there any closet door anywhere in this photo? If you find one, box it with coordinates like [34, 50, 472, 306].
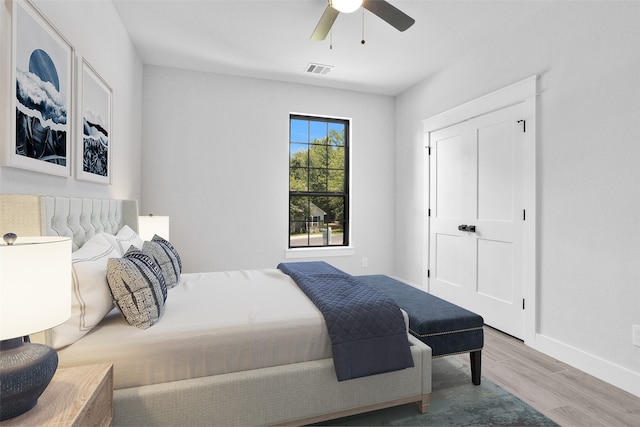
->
[429, 102, 526, 338]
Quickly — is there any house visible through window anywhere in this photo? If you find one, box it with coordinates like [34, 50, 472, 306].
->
[289, 114, 349, 248]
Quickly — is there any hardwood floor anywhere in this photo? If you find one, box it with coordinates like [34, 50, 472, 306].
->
[452, 327, 640, 426]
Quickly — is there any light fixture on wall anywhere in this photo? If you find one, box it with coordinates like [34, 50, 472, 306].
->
[0, 233, 71, 421]
[331, 0, 362, 13]
[138, 214, 170, 241]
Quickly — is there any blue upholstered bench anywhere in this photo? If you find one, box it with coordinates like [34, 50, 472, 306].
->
[357, 275, 484, 385]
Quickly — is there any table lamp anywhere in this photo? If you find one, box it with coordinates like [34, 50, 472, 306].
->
[138, 214, 170, 241]
[0, 233, 72, 421]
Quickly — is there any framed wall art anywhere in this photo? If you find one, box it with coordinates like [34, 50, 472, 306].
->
[8, 0, 74, 176]
[76, 57, 112, 184]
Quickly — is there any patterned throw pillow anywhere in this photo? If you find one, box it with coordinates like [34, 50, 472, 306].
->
[142, 235, 182, 288]
[151, 234, 182, 287]
[107, 247, 167, 329]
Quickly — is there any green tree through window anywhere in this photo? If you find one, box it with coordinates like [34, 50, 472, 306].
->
[289, 115, 349, 248]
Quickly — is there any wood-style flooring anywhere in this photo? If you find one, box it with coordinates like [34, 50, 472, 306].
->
[452, 326, 640, 426]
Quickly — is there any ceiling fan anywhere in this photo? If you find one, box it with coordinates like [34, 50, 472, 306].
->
[311, 0, 415, 41]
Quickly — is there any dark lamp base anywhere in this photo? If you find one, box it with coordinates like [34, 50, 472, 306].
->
[0, 337, 58, 421]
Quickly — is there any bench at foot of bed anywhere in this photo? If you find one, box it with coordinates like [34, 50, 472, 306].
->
[357, 275, 484, 386]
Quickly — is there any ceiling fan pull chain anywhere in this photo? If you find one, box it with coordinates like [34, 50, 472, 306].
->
[330, 28, 333, 49]
[361, 7, 366, 45]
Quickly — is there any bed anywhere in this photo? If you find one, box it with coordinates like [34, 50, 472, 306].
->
[0, 194, 432, 426]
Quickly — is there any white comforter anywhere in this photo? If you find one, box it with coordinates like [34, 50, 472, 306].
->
[57, 269, 332, 389]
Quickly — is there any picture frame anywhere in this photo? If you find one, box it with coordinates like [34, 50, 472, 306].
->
[8, 0, 74, 176]
[76, 57, 112, 184]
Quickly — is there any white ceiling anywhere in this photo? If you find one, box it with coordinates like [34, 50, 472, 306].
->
[113, 0, 558, 96]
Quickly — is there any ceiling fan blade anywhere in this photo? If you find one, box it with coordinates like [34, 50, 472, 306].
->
[310, 5, 340, 41]
[363, 0, 415, 32]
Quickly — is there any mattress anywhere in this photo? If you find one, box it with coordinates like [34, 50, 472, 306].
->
[57, 268, 333, 389]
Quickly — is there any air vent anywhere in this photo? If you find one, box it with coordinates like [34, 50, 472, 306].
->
[305, 63, 333, 75]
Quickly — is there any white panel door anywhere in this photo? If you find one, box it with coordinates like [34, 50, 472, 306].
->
[428, 125, 469, 305]
[429, 103, 526, 338]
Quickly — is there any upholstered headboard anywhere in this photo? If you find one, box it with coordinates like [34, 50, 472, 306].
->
[0, 194, 139, 251]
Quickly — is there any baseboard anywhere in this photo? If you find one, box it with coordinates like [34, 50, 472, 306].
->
[534, 333, 640, 398]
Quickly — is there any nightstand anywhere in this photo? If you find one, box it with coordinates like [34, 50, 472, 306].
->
[1, 363, 113, 427]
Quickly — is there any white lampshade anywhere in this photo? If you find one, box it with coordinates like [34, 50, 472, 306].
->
[331, 0, 362, 13]
[0, 236, 72, 340]
[138, 215, 170, 241]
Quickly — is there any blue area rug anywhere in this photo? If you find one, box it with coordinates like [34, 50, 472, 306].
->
[314, 356, 558, 426]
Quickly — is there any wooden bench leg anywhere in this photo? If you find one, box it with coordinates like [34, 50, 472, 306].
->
[470, 350, 481, 385]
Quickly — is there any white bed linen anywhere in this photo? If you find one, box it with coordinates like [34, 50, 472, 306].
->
[57, 268, 332, 389]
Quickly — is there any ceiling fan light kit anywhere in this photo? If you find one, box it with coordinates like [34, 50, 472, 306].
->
[311, 0, 415, 42]
[331, 0, 363, 14]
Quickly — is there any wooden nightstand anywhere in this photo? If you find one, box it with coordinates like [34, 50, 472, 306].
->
[1, 363, 113, 427]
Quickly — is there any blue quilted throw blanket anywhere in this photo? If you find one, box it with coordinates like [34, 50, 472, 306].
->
[277, 261, 414, 381]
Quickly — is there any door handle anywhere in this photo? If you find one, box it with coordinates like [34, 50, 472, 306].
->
[458, 224, 477, 232]
[458, 224, 467, 231]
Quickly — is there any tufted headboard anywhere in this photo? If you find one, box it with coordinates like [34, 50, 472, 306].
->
[0, 194, 139, 251]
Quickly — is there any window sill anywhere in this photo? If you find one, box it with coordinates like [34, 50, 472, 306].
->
[285, 246, 355, 259]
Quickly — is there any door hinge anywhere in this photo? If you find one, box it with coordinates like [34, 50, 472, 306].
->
[427, 269, 431, 278]
[522, 299, 525, 310]
[517, 119, 526, 132]
[427, 146, 431, 155]
[428, 208, 431, 217]
[523, 209, 526, 221]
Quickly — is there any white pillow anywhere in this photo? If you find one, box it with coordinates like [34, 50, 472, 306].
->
[51, 233, 120, 349]
[115, 225, 144, 253]
[100, 232, 125, 257]
[98, 226, 143, 257]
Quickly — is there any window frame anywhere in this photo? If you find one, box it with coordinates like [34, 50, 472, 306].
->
[287, 113, 351, 252]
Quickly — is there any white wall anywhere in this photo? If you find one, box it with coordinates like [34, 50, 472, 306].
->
[395, 1, 640, 397]
[0, 0, 142, 200]
[141, 65, 396, 275]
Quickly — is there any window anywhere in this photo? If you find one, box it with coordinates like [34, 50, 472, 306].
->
[289, 114, 349, 248]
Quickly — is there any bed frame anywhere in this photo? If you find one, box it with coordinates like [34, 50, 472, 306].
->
[0, 194, 432, 426]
